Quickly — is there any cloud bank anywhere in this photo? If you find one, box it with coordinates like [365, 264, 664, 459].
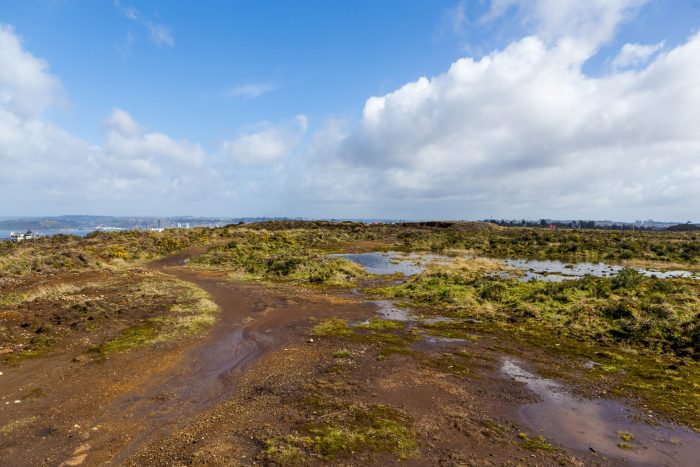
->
[1, 0, 699, 220]
[292, 0, 700, 220]
[0, 24, 210, 214]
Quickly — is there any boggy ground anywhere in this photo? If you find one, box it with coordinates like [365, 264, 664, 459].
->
[0, 259, 582, 466]
[1, 222, 699, 466]
[0, 261, 371, 465]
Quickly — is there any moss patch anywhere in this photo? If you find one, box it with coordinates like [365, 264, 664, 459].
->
[263, 403, 417, 463]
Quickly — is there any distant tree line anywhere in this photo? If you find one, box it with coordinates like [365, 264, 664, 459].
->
[484, 219, 679, 231]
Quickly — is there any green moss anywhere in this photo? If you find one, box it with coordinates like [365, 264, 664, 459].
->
[480, 418, 507, 434]
[618, 431, 634, 442]
[312, 319, 354, 337]
[333, 349, 351, 359]
[88, 277, 218, 357]
[90, 323, 160, 355]
[518, 433, 558, 451]
[359, 317, 404, 331]
[263, 403, 417, 462]
[0, 292, 26, 306]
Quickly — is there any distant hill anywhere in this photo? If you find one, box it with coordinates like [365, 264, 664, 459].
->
[0, 219, 77, 230]
[0, 215, 301, 231]
[667, 223, 700, 231]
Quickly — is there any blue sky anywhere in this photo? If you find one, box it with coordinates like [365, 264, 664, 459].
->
[1, 1, 700, 220]
[5, 1, 472, 145]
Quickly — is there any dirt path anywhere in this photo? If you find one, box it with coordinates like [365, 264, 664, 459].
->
[4, 251, 699, 466]
[0, 259, 372, 466]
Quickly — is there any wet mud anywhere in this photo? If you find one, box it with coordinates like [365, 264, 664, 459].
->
[502, 358, 700, 466]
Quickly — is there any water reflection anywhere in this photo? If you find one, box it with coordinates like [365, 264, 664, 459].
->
[502, 358, 700, 465]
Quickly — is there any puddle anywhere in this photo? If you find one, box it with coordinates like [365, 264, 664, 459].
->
[502, 358, 700, 465]
[418, 335, 469, 346]
[337, 251, 698, 282]
[371, 300, 413, 321]
[332, 252, 448, 276]
[365, 300, 455, 325]
[497, 259, 699, 282]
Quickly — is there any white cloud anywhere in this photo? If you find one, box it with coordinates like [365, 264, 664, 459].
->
[221, 115, 308, 166]
[103, 108, 205, 174]
[439, 1, 468, 37]
[483, 0, 647, 50]
[147, 24, 174, 47]
[116, 2, 174, 48]
[3, 2, 700, 221]
[0, 25, 61, 118]
[226, 83, 278, 99]
[612, 41, 664, 70]
[0, 25, 214, 214]
[295, 24, 700, 219]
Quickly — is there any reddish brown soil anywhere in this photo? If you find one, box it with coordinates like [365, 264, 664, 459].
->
[0, 255, 673, 466]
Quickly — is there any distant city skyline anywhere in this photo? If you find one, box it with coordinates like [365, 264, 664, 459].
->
[1, 1, 699, 221]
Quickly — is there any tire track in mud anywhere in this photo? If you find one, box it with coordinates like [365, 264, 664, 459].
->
[63, 255, 369, 465]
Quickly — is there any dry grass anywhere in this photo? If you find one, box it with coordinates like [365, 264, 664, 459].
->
[0, 283, 81, 306]
[426, 256, 507, 274]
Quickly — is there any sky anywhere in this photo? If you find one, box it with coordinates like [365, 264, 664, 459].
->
[1, 0, 699, 221]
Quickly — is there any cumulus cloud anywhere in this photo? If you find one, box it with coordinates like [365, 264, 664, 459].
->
[295, 19, 700, 219]
[221, 115, 308, 166]
[612, 41, 665, 70]
[104, 109, 204, 167]
[0, 25, 61, 118]
[0, 25, 214, 213]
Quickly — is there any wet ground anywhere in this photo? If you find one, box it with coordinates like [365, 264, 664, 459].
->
[500, 258, 700, 282]
[336, 250, 700, 282]
[0, 259, 374, 465]
[2, 248, 700, 465]
[502, 358, 700, 466]
[330, 251, 448, 275]
[337, 250, 700, 465]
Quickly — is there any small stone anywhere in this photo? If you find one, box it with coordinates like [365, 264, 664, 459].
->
[307, 338, 314, 343]
[14, 400, 21, 403]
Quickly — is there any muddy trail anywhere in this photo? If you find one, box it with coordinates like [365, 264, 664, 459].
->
[0, 255, 372, 466]
[3, 249, 700, 466]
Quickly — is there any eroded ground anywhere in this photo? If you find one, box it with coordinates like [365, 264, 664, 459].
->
[1, 222, 699, 466]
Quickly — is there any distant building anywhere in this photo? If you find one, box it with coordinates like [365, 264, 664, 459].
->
[9, 230, 39, 242]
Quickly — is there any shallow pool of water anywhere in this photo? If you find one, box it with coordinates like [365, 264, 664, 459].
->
[499, 258, 699, 282]
[502, 358, 700, 465]
[332, 251, 448, 276]
[337, 251, 699, 282]
[371, 300, 413, 321]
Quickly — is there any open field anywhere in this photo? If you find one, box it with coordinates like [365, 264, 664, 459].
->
[1, 221, 699, 465]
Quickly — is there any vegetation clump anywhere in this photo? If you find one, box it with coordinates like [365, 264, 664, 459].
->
[192, 230, 366, 285]
[517, 432, 558, 451]
[263, 403, 417, 463]
[89, 277, 218, 357]
[381, 268, 700, 360]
